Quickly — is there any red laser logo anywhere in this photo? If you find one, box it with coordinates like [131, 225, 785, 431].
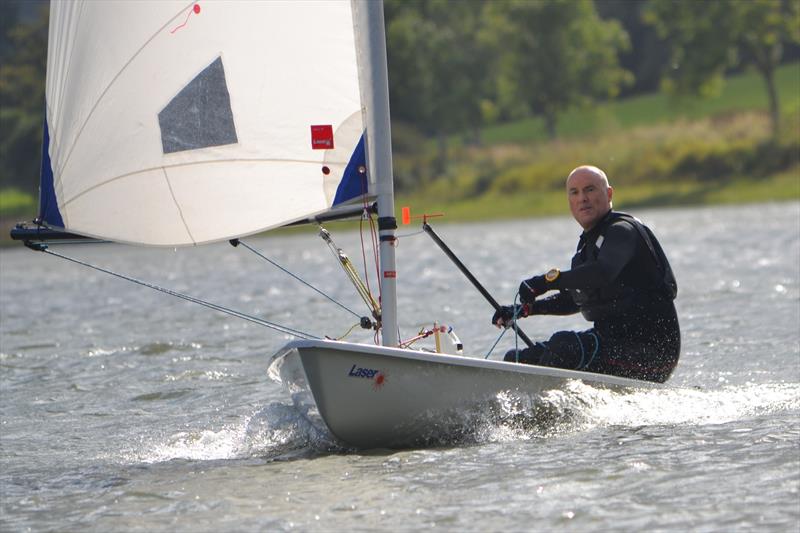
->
[373, 371, 387, 390]
[171, 4, 201, 34]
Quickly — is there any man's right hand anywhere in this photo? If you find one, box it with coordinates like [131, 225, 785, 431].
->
[519, 276, 548, 304]
[492, 304, 529, 328]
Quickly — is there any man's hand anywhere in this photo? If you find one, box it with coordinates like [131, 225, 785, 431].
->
[518, 275, 547, 304]
[492, 304, 529, 328]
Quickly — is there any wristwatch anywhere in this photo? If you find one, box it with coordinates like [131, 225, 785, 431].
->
[545, 268, 560, 283]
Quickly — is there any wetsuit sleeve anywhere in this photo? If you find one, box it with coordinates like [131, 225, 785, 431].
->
[528, 290, 579, 316]
[553, 221, 638, 290]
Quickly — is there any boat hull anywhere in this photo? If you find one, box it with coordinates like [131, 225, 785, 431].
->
[270, 339, 657, 449]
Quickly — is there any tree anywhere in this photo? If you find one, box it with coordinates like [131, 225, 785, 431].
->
[482, 0, 632, 139]
[385, 0, 489, 137]
[385, 0, 490, 180]
[644, 0, 800, 136]
[0, 2, 48, 191]
[595, 0, 671, 96]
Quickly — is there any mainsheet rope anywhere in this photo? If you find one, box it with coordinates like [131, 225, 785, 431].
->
[37, 247, 319, 340]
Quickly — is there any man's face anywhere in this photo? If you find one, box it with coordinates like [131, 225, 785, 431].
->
[567, 170, 613, 230]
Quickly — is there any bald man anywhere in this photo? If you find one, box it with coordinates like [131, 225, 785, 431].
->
[493, 165, 680, 383]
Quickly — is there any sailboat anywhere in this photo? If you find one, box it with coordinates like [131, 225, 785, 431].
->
[12, 0, 657, 450]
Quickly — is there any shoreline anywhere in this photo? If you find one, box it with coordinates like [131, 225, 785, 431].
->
[3, 194, 798, 249]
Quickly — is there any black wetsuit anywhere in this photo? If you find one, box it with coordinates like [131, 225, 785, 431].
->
[506, 210, 680, 383]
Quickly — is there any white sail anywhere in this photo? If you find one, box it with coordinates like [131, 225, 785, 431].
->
[43, 1, 371, 246]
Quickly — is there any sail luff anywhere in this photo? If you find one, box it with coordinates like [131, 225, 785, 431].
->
[353, 0, 397, 346]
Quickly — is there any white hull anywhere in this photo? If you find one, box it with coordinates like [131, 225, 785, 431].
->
[269, 339, 658, 449]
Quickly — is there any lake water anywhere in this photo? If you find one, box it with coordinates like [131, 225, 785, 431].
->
[1, 202, 798, 531]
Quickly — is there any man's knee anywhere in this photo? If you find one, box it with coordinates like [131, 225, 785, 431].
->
[503, 345, 544, 364]
[538, 330, 589, 369]
[547, 331, 577, 353]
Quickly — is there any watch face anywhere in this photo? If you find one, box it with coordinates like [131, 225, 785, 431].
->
[545, 269, 559, 282]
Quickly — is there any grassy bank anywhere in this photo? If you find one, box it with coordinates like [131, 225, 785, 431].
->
[480, 62, 800, 145]
[391, 64, 799, 221]
[400, 106, 799, 223]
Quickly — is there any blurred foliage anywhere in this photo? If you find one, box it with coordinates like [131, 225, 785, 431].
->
[415, 107, 799, 204]
[644, 0, 800, 135]
[0, 0, 799, 216]
[0, 1, 47, 192]
[385, 0, 489, 139]
[397, 62, 799, 203]
[481, 0, 632, 138]
[401, 107, 799, 221]
[0, 187, 35, 217]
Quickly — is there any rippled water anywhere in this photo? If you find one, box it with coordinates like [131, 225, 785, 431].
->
[1, 202, 798, 531]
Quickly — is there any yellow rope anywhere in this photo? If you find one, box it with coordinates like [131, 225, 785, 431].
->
[319, 226, 381, 321]
[328, 321, 362, 341]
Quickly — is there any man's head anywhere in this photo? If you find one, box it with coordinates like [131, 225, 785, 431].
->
[566, 165, 613, 230]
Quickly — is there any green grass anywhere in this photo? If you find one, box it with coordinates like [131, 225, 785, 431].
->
[481, 62, 800, 144]
[0, 188, 35, 217]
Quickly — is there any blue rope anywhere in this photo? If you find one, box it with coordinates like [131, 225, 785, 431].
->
[581, 332, 600, 369]
[486, 297, 527, 360]
[236, 239, 362, 319]
[485, 327, 509, 359]
[574, 331, 586, 369]
[512, 295, 523, 363]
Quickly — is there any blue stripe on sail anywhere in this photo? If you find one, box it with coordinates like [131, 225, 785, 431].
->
[332, 133, 367, 206]
[38, 117, 64, 228]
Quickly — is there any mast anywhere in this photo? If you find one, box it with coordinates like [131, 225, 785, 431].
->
[354, 0, 397, 346]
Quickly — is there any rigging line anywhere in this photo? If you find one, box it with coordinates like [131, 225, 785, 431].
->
[357, 207, 381, 309]
[359, 215, 373, 298]
[359, 187, 380, 302]
[39, 247, 319, 340]
[328, 321, 361, 341]
[363, 188, 379, 261]
[395, 229, 426, 239]
[512, 294, 523, 363]
[357, 190, 374, 299]
[369, 209, 380, 292]
[485, 327, 509, 359]
[321, 226, 379, 315]
[234, 239, 362, 319]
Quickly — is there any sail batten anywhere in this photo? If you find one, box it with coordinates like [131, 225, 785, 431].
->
[59, 157, 358, 209]
[42, 0, 371, 246]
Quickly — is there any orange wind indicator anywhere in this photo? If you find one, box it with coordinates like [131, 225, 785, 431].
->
[401, 206, 411, 225]
[400, 206, 444, 225]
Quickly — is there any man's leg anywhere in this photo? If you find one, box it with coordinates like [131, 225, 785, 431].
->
[503, 343, 547, 364]
[504, 330, 600, 370]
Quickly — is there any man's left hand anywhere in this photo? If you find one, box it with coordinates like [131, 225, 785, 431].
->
[518, 275, 548, 304]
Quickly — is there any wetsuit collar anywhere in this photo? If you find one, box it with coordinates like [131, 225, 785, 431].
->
[580, 209, 614, 239]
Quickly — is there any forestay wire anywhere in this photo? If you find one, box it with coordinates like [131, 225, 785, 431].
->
[37, 247, 319, 340]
